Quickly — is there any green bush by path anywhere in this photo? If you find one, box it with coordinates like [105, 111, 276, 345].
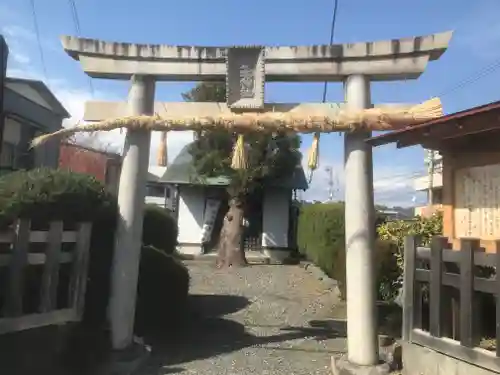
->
[377, 212, 443, 272]
[297, 202, 400, 301]
[142, 204, 178, 255]
[297, 202, 345, 280]
[134, 246, 190, 337]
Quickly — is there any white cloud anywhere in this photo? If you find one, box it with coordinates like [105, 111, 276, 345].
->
[303, 154, 424, 207]
[2, 25, 36, 41]
[10, 51, 30, 65]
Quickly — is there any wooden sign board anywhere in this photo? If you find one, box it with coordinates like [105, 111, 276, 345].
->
[226, 46, 265, 110]
[454, 164, 500, 239]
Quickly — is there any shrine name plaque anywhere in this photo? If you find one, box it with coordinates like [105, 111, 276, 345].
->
[454, 164, 500, 239]
[226, 46, 265, 110]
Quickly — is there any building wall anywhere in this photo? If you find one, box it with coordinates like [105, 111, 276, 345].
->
[262, 188, 290, 248]
[177, 186, 205, 255]
[59, 144, 108, 180]
[403, 342, 494, 375]
[262, 188, 291, 262]
[442, 150, 500, 252]
[59, 143, 121, 194]
[414, 204, 443, 218]
[3, 88, 64, 168]
[145, 183, 176, 211]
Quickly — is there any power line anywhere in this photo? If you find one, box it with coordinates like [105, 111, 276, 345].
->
[28, 0, 49, 85]
[68, 0, 82, 35]
[67, 0, 95, 98]
[321, 0, 339, 103]
[435, 56, 500, 99]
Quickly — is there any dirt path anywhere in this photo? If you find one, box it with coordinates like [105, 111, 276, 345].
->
[139, 261, 347, 375]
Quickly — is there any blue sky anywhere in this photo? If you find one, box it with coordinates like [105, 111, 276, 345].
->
[1, 0, 500, 206]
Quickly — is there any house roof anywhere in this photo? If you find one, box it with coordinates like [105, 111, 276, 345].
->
[161, 143, 309, 190]
[61, 142, 121, 159]
[367, 100, 500, 149]
[147, 166, 168, 182]
[4, 77, 70, 118]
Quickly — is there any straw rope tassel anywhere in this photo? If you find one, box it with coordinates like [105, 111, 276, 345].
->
[157, 131, 168, 166]
[307, 132, 320, 171]
[231, 134, 248, 170]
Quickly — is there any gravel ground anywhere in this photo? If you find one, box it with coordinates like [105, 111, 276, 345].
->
[139, 261, 348, 375]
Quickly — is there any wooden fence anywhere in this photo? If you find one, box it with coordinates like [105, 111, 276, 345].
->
[0, 219, 92, 334]
[403, 235, 500, 373]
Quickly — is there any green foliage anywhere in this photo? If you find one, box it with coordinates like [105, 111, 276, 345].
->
[297, 202, 345, 278]
[297, 202, 401, 301]
[182, 82, 227, 103]
[142, 204, 178, 254]
[0, 168, 116, 229]
[182, 83, 302, 199]
[377, 213, 443, 270]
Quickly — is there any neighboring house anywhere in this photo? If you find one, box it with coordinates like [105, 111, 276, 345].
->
[161, 143, 308, 263]
[413, 150, 443, 216]
[59, 142, 122, 195]
[146, 166, 176, 211]
[1, 77, 69, 171]
[368, 100, 500, 252]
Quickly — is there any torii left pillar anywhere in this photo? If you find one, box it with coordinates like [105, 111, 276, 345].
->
[109, 75, 155, 350]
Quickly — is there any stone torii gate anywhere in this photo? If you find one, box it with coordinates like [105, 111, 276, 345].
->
[59, 31, 452, 373]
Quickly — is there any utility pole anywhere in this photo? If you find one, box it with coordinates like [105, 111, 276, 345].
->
[426, 149, 435, 210]
[325, 166, 334, 202]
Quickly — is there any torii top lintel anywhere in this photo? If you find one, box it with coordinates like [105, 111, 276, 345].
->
[61, 31, 452, 83]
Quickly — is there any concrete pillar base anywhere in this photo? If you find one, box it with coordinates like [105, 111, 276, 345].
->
[100, 341, 151, 375]
[331, 356, 390, 375]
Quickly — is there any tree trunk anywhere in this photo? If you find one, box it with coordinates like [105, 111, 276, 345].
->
[216, 198, 247, 268]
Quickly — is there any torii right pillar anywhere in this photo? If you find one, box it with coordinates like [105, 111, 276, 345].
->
[335, 35, 453, 374]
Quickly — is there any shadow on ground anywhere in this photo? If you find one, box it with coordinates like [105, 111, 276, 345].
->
[139, 294, 346, 374]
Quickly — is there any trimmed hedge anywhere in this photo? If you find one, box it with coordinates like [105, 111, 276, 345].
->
[297, 202, 400, 300]
[297, 202, 345, 280]
[0, 167, 116, 229]
[135, 246, 190, 336]
[142, 204, 178, 254]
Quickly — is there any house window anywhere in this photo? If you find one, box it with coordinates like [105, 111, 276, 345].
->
[432, 188, 443, 205]
[0, 142, 18, 169]
[147, 184, 166, 197]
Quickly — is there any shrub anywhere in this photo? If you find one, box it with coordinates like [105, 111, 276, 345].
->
[0, 168, 116, 229]
[297, 202, 345, 280]
[377, 213, 443, 271]
[134, 246, 190, 337]
[142, 204, 178, 254]
[297, 202, 399, 300]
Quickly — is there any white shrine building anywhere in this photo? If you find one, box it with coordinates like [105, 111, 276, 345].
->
[160, 143, 308, 264]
